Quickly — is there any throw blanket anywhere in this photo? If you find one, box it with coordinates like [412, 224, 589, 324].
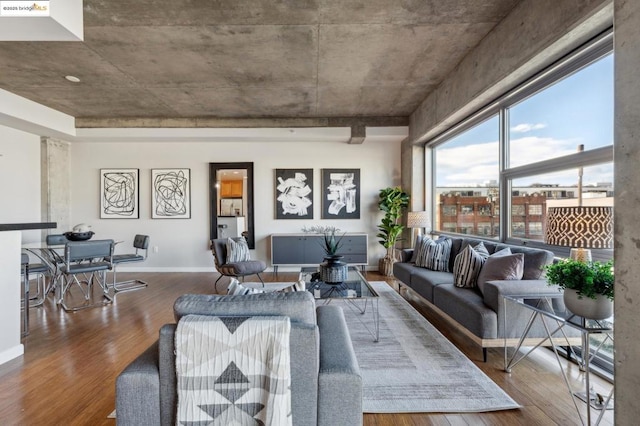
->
[175, 315, 292, 426]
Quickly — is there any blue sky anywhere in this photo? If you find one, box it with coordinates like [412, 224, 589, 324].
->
[436, 54, 613, 187]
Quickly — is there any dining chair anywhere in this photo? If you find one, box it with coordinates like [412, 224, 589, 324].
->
[59, 239, 114, 312]
[107, 234, 150, 293]
[44, 234, 69, 304]
[22, 249, 53, 308]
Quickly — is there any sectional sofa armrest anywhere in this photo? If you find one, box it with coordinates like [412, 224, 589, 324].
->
[316, 305, 363, 426]
[116, 340, 161, 426]
[397, 248, 414, 263]
[484, 279, 567, 339]
[483, 279, 560, 312]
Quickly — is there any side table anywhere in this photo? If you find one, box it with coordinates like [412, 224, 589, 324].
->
[502, 293, 613, 426]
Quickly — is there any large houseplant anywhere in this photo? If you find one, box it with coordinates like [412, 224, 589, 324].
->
[377, 187, 410, 276]
[545, 259, 614, 320]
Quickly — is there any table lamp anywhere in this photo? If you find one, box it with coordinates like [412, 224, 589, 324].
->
[407, 211, 431, 247]
[544, 206, 613, 262]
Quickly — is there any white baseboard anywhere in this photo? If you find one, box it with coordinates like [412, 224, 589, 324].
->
[0, 344, 24, 366]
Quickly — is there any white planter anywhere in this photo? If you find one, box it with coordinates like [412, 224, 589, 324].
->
[563, 288, 613, 320]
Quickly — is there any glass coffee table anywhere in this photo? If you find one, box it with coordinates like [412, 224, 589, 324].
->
[299, 266, 379, 342]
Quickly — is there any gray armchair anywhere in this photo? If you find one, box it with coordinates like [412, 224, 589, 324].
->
[116, 291, 363, 426]
[210, 238, 267, 291]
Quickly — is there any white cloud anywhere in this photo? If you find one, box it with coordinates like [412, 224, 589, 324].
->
[436, 136, 596, 186]
[508, 136, 576, 168]
[510, 123, 547, 133]
[436, 140, 499, 186]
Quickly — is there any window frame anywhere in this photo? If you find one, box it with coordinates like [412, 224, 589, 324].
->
[425, 28, 614, 378]
[427, 28, 613, 260]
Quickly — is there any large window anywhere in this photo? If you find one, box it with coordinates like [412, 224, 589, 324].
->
[434, 116, 499, 239]
[428, 30, 614, 376]
[431, 31, 613, 258]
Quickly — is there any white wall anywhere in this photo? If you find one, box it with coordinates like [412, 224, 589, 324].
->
[70, 138, 402, 271]
[0, 124, 42, 243]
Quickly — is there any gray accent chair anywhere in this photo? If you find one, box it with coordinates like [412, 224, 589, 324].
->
[210, 238, 267, 291]
[116, 291, 363, 426]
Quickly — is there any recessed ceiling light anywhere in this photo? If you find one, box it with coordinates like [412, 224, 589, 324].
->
[64, 75, 80, 83]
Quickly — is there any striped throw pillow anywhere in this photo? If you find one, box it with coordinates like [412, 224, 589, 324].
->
[453, 242, 490, 288]
[226, 237, 250, 263]
[415, 238, 452, 272]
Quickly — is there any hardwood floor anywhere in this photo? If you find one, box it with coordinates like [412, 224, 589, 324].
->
[0, 271, 613, 425]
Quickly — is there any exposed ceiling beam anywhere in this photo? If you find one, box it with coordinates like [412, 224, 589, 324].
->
[74, 116, 409, 129]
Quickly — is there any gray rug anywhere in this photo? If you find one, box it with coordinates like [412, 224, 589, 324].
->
[342, 281, 520, 413]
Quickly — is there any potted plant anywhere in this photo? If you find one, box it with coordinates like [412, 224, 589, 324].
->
[545, 259, 614, 320]
[302, 225, 347, 283]
[377, 187, 410, 276]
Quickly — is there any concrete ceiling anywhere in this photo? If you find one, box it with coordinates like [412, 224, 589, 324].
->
[0, 0, 521, 126]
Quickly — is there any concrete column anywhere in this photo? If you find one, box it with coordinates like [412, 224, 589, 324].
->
[400, 137, 428, 247]
[614, 0, 640, 422]
[40, 137, 71, 235]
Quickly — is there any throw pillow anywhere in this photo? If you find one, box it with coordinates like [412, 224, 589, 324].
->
[226, 237, 250, 263]
[453, 242, 490, 288]
[227, 278, 264, 295]
[410, 234, 426, 263]
[227, 279, 307, 296]
[415, 237, 452, 272]
[476, 251, 525, 295]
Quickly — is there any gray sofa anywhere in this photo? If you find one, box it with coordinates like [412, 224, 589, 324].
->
[393, 236, 569, 360]
[116, 291, 362, 426]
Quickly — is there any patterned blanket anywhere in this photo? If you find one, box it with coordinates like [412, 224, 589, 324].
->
[175, 315, 292, 425]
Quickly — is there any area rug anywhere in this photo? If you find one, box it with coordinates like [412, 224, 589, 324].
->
[344, 281, 520, 413]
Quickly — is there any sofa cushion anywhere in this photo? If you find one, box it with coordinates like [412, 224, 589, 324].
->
[415, 237, 452, 272]
[452, 242, 489, 288]
[433, 284, 498, 339]
[407, 269, 454, 303]
[393, 261, 415, 287]
[476, 251, 524, 295]
[495, 244, 553, 279]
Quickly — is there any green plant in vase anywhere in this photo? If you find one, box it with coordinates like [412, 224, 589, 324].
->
[545, 258, 614, 319]
[302, 225, 347, 284]
[377, 187, 410, 276]
[302, 225, 345, 258]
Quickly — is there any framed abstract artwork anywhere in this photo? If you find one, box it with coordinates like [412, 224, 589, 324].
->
[100, 168, 140, 219]
[151, 168, 191, 219]
[321, 168, 360, 219]
[275, 168, 313, 219]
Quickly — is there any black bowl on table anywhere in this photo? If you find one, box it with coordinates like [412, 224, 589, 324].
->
[64, 231, 94, 241]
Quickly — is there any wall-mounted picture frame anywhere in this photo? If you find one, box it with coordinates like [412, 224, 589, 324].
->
[275, 168, 313, 219]
[100, 168, 140, 219]
[321, 168, 360, 219]
[151, 168, 191, 219]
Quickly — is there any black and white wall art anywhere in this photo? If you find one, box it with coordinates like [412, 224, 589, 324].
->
[100, 168, 140, 219]
[151, 168, 191, 219]
[321, 168, 360, 219]
[275, 168, 313, 219]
